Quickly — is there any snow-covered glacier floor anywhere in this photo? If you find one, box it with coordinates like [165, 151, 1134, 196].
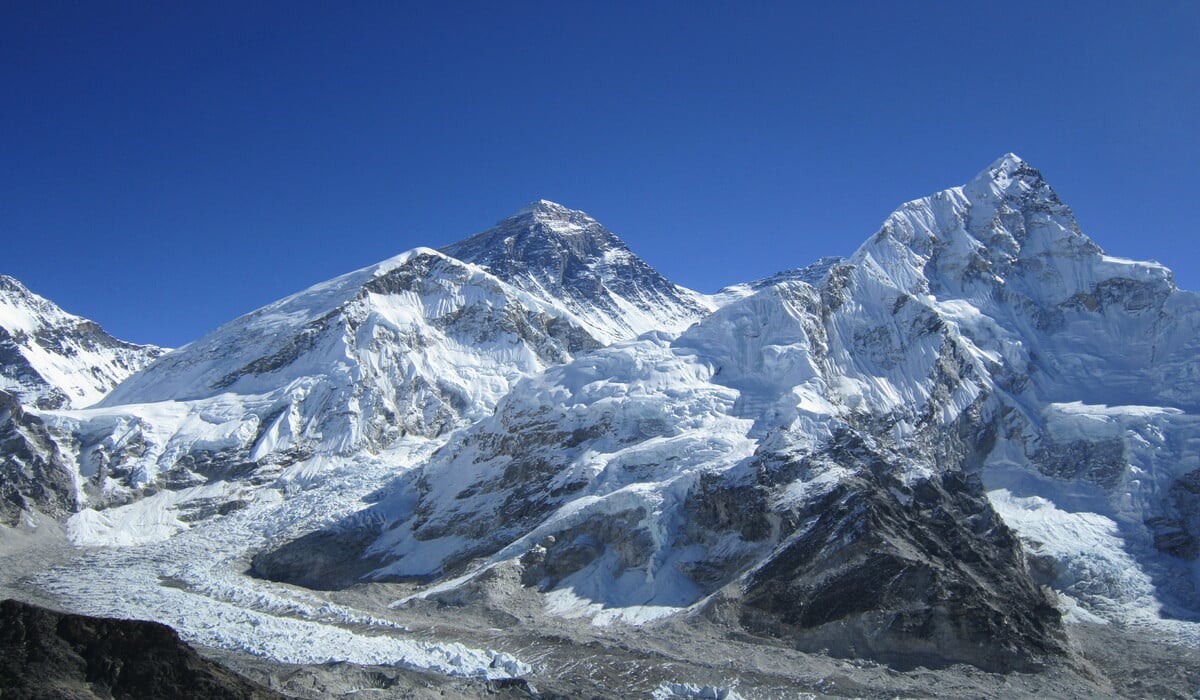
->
[25, 438, 530, 680]
[12, 435, 1200, 696]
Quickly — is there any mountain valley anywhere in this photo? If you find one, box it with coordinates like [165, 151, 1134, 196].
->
[3, 155, 1200, 698]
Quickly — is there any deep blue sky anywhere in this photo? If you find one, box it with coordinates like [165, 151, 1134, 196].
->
[3, 2, 1197, 347]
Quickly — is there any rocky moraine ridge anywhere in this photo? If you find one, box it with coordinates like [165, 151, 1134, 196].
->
[3, 155, 1200, 697]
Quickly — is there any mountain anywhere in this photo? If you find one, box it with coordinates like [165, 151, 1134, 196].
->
[8, 159, 1200, 694]
[0, 391, 76, 526]
[21, 204, 707, 532]
[0, 276, 163, 525]
[256, 154, 1199, 673]
[41, 251, 593, 523]
[442, 200, 713, 342]
[0, 275, 164, 410]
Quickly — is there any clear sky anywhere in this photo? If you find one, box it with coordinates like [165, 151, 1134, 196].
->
[3, 2, 1197, 347]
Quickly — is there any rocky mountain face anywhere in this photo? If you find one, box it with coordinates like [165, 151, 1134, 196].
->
[0, 598, 281, 699]
[442, 200, 713, 342]
[5, 157, 1200, 684]
[0, 279, 163, 525]
[0, 390, 76, 527]
[0, 275, 163, 410]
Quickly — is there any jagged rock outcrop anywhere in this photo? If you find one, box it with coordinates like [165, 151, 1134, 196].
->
[0, 599, 281, 699]
[728, 464, 1064, 673]
[0, 390, 76, 526]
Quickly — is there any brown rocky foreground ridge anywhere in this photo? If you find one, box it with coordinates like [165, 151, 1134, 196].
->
[0, 598, 282, 699]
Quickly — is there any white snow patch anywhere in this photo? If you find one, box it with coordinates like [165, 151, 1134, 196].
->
[653, 682, 753, 700]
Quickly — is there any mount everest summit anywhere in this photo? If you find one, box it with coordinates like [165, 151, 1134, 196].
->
[3, 155, 1200, 695]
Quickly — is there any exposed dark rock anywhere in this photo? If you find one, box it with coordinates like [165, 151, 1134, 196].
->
[175, 497, 252, 523]
[0, 390, 76, 526]
[1060, 277, 1170, 315]
[0, 328, 70, 410]
[1032, 438, 1127, 489]
[0, 598, 282, 699]
[519, 508, 655, 589]
[730, 466, 1066, 673]
[406, 416, 616, 555]
[212, 311, 338, 391]
[1148, 469, 1200, 560]
[441, 201, 709, 333]
[684, 471, 773, 543]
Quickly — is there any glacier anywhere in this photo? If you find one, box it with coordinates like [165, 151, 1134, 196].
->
[3, 155, 1200, 694]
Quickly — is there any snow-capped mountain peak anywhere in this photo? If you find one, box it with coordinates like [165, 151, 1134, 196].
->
[0, 274, 164, 409]
[973, 152, 1037, 187]
[442, 201, 713, 342]
[10, 156, 1200, 692]
[514, 198, 588, 223]
[964, 152, 1074, 220]
[853, 152, 1107, 302]
[444, 200, 636, 275]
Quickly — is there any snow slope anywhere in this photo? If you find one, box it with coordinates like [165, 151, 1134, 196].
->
[0, 275, 163, 409]
[40, 248, 601, 511]
[37, 204, 711, 516]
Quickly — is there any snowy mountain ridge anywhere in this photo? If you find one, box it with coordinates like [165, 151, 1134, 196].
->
[0, 275, 164, 410]
[442, 199, 713, 342]
[5, 155, 1200, 688]
[18, 205, 710, 530]
[253, 153, 1200, 671]
[46, 250, 594, 517]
